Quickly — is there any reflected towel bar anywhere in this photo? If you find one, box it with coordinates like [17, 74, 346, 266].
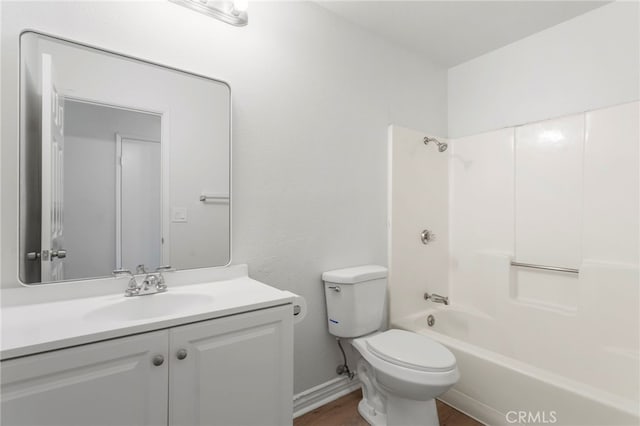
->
[199, 194, 229, 202]
[511, 261, 578, 274]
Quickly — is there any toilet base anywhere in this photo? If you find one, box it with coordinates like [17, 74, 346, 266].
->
[386, 395, 439, 426]
[356, 354, 442, 426]
[358, 398, 387, 426]
[358, 393, 440, 426]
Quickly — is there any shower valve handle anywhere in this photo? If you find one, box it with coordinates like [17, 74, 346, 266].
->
[421, 229, 435, 244]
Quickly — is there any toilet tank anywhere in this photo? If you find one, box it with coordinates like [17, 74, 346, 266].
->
[322, 265, 387, 338]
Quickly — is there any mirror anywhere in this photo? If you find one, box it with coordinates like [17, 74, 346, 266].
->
[19, 32, 231, 284]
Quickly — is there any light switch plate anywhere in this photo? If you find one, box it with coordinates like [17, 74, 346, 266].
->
[172, 207, 187, 223]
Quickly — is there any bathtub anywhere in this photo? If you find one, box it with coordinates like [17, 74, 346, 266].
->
[393, 307, 640, 426]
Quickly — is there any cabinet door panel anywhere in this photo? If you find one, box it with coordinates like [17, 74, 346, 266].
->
[1, 330, 168, 426]
[169, 305, 293, 426]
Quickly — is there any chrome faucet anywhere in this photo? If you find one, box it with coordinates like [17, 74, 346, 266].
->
[113, 265, 174, 297]
[424, 292, 449, 305]
[148, 265, 174, 293]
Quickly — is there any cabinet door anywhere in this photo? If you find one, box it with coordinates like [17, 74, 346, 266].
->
[1, 330, 169, 426]
[169, 305, 293, 426]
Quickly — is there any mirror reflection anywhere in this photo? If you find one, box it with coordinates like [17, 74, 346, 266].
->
[65, 101, 162, 279]
[20, 32, 231, 284]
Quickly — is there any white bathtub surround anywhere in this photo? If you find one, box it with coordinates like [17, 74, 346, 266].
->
[390, 101, 640, 426]
[388, 125, 449, 321]
[448, 128, 514, 313]
[394, 307, 640, 426]
[583, 102, 640, 264]
[515, 114, 584, 270]
[449, 102, 639, 312]
[396, 255, 640, 404]
[512, 114, 586, 310]
[579, 261, 640, 393]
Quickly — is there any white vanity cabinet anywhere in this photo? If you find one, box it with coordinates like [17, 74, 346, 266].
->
[170, 305, 293, 426]
[1, 330, 169, 426]
[1, 304, 293, 426]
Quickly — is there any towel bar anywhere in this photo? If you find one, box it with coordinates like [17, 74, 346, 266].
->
[511, 261, 578, 274]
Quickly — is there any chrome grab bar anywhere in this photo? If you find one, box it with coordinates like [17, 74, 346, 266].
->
[511, 261, 578, 274]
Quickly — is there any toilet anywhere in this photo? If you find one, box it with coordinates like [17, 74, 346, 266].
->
[322, 265, 459, 426]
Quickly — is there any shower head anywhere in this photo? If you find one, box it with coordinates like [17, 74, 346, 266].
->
[424, 137, 448, 152]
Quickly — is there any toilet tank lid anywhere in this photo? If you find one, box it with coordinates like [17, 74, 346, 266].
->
[322, 265, 387, 284]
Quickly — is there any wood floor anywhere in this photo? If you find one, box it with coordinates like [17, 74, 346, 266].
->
[294, 390, 483, 426]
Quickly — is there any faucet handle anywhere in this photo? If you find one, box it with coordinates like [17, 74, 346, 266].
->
[115, 269, 140, 296]
[136, 264, 147, 274]
[154, 266, 173, 291]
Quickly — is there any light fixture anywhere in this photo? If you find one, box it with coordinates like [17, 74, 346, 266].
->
[170, 0, 248, 26]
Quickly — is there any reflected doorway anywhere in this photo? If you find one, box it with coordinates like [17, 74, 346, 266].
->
[63, 100, 162, 280]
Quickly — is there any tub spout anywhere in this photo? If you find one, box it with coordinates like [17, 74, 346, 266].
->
[424, 292, 449, 305]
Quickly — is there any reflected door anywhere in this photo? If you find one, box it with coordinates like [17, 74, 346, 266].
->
[40, 53, 66, 282]
[116, 135, 162, 272]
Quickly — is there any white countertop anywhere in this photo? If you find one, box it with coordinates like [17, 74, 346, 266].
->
[1, 266, 296, 360]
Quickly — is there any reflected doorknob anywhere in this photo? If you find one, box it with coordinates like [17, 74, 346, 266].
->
[51, 249, 67, 259]
[26, 250, 66, 261]
[26, 252, 41, 261]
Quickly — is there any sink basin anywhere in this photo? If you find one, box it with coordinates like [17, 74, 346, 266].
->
[85, 293, 215, 322]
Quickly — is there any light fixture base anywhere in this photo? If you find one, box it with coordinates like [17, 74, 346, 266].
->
[170, 0, 248, 27]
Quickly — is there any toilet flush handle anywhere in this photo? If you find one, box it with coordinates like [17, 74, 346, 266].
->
[327, 286, 341, 293]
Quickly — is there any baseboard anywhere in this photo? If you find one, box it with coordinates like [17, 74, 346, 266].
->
[293, 375, 361, 418]
[293, 377, 500, 423]
[440, 388, 505, 426]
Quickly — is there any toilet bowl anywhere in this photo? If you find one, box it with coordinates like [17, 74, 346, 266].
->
[350, 330, 459, 426]
[322, 265, 459, 426]
[353, 330, 459, 400]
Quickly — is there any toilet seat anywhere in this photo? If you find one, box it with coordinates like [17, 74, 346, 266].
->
[352, 330, 459, 401]
[366, 329, 456, 373]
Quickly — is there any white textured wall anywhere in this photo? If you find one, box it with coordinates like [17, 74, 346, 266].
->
[0, 1, 447, 394]
[448, 1, 640, 137]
